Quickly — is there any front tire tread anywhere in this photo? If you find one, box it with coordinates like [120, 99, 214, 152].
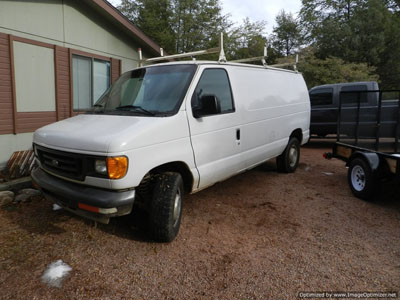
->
[149, 172, 183, 243]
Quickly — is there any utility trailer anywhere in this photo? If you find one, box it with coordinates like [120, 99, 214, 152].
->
[325, 89, 400, 200]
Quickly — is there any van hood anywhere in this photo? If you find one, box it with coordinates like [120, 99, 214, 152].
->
[34, 113, 189, 154]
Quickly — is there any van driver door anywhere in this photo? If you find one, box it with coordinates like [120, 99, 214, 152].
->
[186, 66, 244, 190]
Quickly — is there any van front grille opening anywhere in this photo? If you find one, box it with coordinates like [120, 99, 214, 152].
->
[37, 146, 84, 181]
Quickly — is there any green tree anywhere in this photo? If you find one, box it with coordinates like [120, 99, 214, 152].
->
[118, 0, 230, 54]
[385, 0, 400, 11]
[298, 50, 379, 88]
[117, 0, 281, 63]
[171, 0, 230, 53]
[377, 13, 400, 89]
[346, 0, 390, 66]
[135, 0, 175, 53]
[299, 0, 400, 88]
[224, 18, 278, 64]
[300, 0, 362, 43]
[271, 10, 302, 56]
[118, 0, 139, 20]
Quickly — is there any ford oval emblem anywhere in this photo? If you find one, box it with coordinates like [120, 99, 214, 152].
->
[51, 159, 59, 167]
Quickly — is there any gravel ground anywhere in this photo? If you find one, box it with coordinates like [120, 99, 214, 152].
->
[0, 141, 399, 300]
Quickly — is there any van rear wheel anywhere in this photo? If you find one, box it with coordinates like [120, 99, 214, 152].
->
[149, 172, 183, 242]
[277, 137, 300, 173]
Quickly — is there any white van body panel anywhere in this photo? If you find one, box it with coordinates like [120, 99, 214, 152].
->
[34, 111, 200, 190]
[185, 65, 244, 189]
[185, 63, 310, 189]
[227, 65, 310, 169]
[34, 112, 190, 153]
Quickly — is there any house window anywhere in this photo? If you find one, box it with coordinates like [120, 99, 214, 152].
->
[72, 55, 110, 111]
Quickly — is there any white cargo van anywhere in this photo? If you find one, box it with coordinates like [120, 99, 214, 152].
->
[31, 61, 310, 242]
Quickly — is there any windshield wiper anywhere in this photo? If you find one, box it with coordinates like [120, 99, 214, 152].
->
[115, 105, 155, 116]
[88, 103, 105, 114]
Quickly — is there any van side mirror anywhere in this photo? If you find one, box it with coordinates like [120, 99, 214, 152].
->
[193, 95, 221, 118]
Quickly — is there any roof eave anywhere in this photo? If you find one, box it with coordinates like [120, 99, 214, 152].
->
[86, 0, 165, 56]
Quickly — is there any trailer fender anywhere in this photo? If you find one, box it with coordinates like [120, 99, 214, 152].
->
[346, 152, 380, 171]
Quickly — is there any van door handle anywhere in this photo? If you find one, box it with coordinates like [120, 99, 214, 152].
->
[236, 128, 241, 140]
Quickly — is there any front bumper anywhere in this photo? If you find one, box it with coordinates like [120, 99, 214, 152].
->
[31, 167, 135, 224]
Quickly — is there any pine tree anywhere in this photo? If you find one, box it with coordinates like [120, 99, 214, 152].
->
[271, 10, 302, 56]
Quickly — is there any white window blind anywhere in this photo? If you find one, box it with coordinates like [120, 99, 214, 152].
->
[93, 60, 110, 102]
[72, 55, 110, 111]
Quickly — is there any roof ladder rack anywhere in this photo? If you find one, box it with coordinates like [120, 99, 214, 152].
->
[230, 42, 269, 66]
[137, 34, 299, 71]
[138, 33, 226, 67]
[270, 54, 299, 71]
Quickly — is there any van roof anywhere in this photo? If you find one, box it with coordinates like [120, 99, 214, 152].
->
[141, 60, 300, 74]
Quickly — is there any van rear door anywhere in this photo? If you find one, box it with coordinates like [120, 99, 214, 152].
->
[186, 67, 243, 189]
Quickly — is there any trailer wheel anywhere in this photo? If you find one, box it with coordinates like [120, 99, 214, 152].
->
[348, 158, 376, 200]
[277, 137, 300, 173]
[149, 172, 183, 242]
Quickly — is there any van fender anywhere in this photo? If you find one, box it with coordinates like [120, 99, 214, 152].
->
[346, 151, 380, 171]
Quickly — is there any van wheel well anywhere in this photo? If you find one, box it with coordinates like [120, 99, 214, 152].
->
[149, 162, 194, 194]
[290, 129, 303, 143]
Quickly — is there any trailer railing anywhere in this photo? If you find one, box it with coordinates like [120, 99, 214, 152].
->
[337, 89, 400, 153]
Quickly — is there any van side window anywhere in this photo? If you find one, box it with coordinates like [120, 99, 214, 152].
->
[310, 88, 333, 106]
[340, 85, 368, 105]
[192, 69, 234, 113]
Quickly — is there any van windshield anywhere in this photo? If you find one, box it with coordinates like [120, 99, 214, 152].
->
[93, 64, 197, 116]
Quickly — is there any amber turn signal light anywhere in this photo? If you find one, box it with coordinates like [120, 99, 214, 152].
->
[106, 156, 128, 179]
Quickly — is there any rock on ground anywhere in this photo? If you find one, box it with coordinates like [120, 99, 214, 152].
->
[18, 188, 41, 197]
[0, 191, 14, 206]
[14, 188, 42, 203]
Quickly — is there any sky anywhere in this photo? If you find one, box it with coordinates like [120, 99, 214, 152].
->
[107, 0, 302, 34]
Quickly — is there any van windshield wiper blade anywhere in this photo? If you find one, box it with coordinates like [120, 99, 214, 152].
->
[89, 103, 105, 114]
[115, 105, 155, 116]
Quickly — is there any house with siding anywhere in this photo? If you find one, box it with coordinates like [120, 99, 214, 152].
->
[0, 0, 162, 168]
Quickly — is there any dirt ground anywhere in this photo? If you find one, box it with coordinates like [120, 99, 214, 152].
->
[0, 140, 399, 300]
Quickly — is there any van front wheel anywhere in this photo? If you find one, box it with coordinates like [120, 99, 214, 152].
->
[150, 172, 183, 242]
[276, 137, 300, 173]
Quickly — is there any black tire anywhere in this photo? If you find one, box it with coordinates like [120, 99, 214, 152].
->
[348, 158, 376, 200]
[276, 137, 300, 173]
[149, 172, 184, 242]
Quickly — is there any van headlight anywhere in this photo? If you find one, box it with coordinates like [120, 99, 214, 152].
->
[95, 159, 107, 175]
[94, 157, 128, 179]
